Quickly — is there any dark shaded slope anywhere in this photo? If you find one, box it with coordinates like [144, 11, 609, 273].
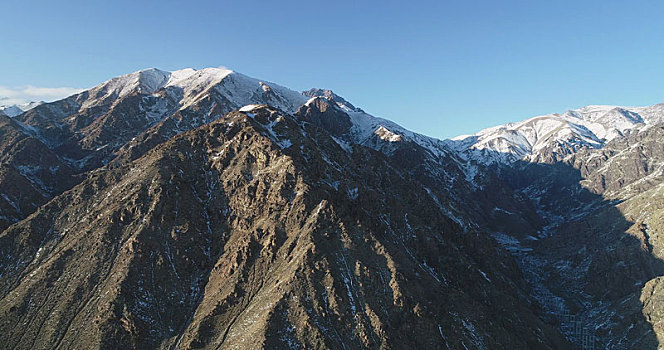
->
[0, 115, 80, 231]
[460, 127, 664, 349]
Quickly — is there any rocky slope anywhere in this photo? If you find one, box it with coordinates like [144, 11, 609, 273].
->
[0, 106, 568, 349]
[298, 91, 544, 238]
[0, 115, 80, 231]
[5, 68, 544, 250]
[453, 113, 664, 348]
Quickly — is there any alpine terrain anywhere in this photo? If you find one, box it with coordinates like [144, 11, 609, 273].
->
[1, 66, 663, 349]
[0, 102, 43, 118]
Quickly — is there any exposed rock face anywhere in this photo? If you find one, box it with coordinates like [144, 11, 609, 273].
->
[642, 276, 664, 345]
[303, 88, 363, 113]
[295, 97, 352, 137]
[571, 125, 664, 198]
[0, 107, 569, 349]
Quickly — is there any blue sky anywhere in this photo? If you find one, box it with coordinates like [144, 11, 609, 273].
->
[2, 0, 663, 139]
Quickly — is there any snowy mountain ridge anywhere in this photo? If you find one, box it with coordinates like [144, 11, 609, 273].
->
[449, 103, 664, 164]
[15, 66, 663, 180]
[302, 89, 454, 159]
[13, 66, 465, 180]
[0, 101, 43, 117]
[80, 67, 307, 113]
[86, 67, 451, 157]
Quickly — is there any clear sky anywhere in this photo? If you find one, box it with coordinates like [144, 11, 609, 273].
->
[2, 0, 663, 139]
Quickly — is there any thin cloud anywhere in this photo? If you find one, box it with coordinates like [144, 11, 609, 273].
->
[0, 85, 85, 105]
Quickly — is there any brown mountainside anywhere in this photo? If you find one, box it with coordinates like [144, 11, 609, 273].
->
[0, 106, 569, 349]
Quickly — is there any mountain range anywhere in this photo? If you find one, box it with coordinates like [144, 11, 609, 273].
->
[450, 103, 664, 165]
[1, 66, 663, 349]
[0, 102, 43, 118]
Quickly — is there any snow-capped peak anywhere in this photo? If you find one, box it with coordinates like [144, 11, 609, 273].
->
[163, 67, 234, 109]
[450, 102, 664, 164]
[82, 68, 171, 108]
[0, 101, 44, 117]
[77, 66, 307, 114]
[81, 66, 235, 109]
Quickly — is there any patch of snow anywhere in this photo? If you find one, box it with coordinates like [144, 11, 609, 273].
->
[331, 136, 353, 153]
[478, 269, 491, 282]
[493, 207, 514, 215]
[239, 104, 262, 112]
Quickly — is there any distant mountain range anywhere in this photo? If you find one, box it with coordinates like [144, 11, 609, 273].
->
[1, 66, 663, 349]
[0, 101, 43, 117]
[450, 103, 664, 164]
